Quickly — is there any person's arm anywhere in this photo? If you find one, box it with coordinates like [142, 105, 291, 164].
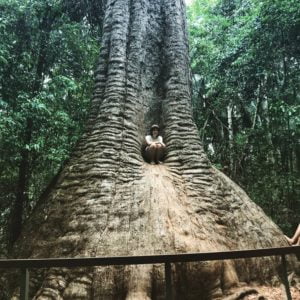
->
[158, 136, 165, 147]
[145, 135, 152, 145]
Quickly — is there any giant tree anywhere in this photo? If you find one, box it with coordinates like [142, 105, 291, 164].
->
[5, 0, 295, 299]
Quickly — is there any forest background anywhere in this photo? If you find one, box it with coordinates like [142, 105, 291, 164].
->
[0, 0, 299, 255]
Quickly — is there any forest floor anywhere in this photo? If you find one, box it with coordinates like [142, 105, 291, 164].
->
[243, 285, 300, 299]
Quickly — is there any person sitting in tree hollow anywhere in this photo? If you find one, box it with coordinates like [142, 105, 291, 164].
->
[145, 124, 166, 165]
[285, 224, 300, 246]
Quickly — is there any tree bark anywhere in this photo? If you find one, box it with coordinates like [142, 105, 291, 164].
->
[6, 0, 295, 299]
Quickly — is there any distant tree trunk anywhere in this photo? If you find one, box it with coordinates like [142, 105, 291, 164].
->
[9, 119, 32, 247]
[7, 0, 294, 299]
[227, 100, 234, 175]
[8, 4, 56, 247]
[260, 97, 275, 165]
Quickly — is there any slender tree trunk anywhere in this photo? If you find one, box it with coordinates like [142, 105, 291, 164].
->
[260, 97, 275, 165]
[9, 119, 32, 247]
[227, 100, 234, 175]
[6, 0, 295, 299]
[8, 4, 56, 247]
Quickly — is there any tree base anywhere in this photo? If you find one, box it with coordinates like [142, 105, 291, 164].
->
[5, 164, 298, 299]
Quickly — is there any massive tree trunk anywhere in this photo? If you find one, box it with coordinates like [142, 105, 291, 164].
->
[6, 0, 295, 299]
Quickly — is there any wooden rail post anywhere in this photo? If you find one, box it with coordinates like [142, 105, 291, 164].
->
[20, 268, 29, 300]
[165, 262, 172, 300]
[281, 254, 292, 300]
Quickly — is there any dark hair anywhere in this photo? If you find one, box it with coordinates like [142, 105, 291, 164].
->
[150, 124, 159, 136]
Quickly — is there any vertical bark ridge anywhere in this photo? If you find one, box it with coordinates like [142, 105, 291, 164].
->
[162, 0, 209, 172]
[85, 1, 112, 132]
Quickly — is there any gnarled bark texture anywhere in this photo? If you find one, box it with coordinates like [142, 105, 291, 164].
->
[4, 0, 295, 299]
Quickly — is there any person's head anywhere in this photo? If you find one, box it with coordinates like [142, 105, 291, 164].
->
[150, 124, 159, 138]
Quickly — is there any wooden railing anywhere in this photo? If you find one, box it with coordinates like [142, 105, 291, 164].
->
[0, 246, 299, 300]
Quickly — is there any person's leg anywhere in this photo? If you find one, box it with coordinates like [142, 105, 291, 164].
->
[155, 144, 165, 163]
[291, 224, 300, 244]
[285, 224, 300, 245]
[285, 235, 293, 245]
[145, 144, 157, 164]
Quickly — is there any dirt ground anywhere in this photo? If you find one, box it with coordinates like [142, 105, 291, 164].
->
[243, 285, 300, 300]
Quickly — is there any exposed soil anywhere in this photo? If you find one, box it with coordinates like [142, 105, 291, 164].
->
[243, 285, 300, 300]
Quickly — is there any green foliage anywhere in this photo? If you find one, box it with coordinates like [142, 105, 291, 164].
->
[188, 0, 300, 234]
[0, 0, 101, 253]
